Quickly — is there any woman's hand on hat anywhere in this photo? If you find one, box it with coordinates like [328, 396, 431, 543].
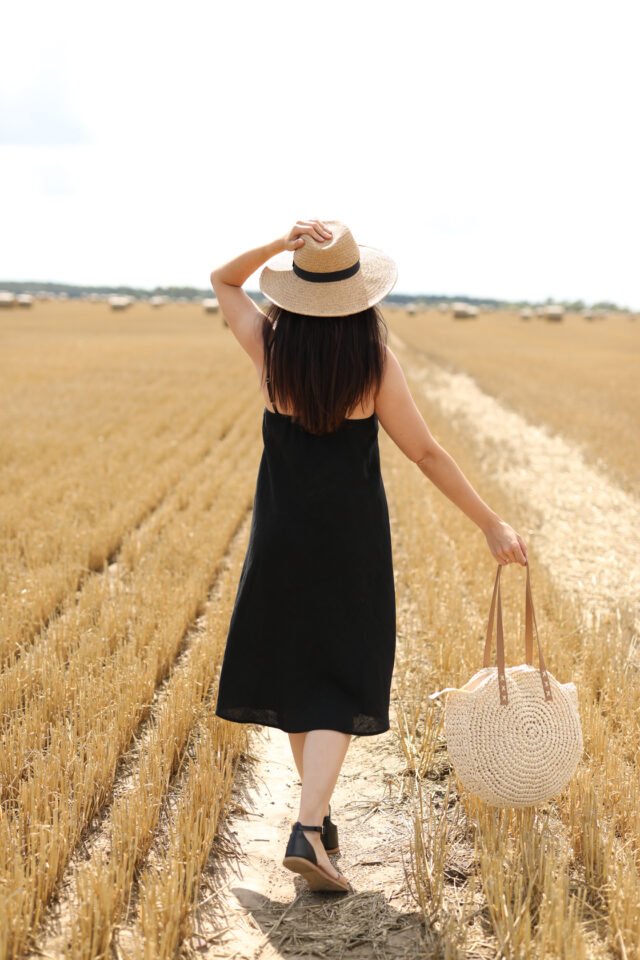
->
[282, 220, 333, 251]
[484, 518, 528, 566]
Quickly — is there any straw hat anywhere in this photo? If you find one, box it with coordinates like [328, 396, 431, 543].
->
[259, 220, 398, 317]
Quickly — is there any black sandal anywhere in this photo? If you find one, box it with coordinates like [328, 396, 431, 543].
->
[322, 804, 339, 854]
[282, 821, 351, 893]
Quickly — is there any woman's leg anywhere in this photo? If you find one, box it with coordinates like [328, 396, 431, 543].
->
[287, 732, 332, 819]
[287, 732, 306, 780]
[294, 729, 351, 880]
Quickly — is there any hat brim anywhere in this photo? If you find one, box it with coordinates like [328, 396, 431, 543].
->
[259, 244, 398, 317]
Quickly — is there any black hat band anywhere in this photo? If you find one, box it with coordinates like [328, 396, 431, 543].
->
[292, 259, 360, 283]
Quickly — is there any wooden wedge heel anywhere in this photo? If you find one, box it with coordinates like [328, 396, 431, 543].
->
[282, 822, 351, 893]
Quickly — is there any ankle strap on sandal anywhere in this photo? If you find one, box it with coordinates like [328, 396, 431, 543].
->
[293, 821, 323, 832]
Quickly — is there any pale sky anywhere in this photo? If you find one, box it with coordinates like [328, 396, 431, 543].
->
[1, 0, 639, 308]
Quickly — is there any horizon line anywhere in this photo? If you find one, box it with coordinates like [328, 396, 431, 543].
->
[0, 279, 631, 311]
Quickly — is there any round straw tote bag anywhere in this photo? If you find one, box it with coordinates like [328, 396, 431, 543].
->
[429, 563, 583, 808]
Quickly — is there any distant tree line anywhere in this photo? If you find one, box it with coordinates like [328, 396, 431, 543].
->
[0, 280, 629, 312]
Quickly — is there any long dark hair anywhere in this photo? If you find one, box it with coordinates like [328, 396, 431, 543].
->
[261, 303, 388, 436]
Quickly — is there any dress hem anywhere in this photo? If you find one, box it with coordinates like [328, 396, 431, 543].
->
[215, 708, 390, 738]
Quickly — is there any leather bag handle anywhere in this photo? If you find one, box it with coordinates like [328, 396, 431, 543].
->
[482, 563, 553, 705]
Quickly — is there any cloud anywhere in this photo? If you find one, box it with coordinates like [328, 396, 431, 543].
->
[0, 63, 90, 147]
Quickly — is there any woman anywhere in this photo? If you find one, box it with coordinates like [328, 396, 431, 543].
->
[210, 219, 527, 894]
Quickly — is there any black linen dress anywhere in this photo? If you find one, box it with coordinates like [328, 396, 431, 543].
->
[214, 394, 396, 737]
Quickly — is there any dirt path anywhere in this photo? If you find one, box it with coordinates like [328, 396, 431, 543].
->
[188, 713, 427, 959]
[389, 330, 640, 637]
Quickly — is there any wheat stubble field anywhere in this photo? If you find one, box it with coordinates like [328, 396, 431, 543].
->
[0, 301, 638, 959]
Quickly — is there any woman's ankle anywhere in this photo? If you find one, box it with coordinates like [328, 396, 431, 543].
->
[298, 808, 328, 825]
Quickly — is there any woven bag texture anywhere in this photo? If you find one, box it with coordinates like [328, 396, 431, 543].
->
[430, 563, 583, 808]
[444, 664, 583, 807]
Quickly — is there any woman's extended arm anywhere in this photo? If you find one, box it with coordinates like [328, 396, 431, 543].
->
[210, 220, 332, 365]
[415, 446, 527, 565]
[375, 345, 527, 566]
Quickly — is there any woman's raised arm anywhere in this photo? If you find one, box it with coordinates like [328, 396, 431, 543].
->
[210, 237, 282, 366]
[209, 220, 333, 365]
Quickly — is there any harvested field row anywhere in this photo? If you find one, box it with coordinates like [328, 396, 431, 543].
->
[0, 404, 258, 800]
[0, 306, 253, 664]
[29, 514, 253, 959]
[387, 306, 640, 498]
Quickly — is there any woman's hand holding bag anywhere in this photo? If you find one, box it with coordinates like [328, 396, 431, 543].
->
[429, 562, 583, 808]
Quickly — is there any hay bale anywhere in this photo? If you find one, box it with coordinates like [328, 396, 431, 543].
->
[108, 295, 133, 310]
[0, 291, 17, 308]
[541, 304, 564, 321]
[452, 302, 479, 319]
